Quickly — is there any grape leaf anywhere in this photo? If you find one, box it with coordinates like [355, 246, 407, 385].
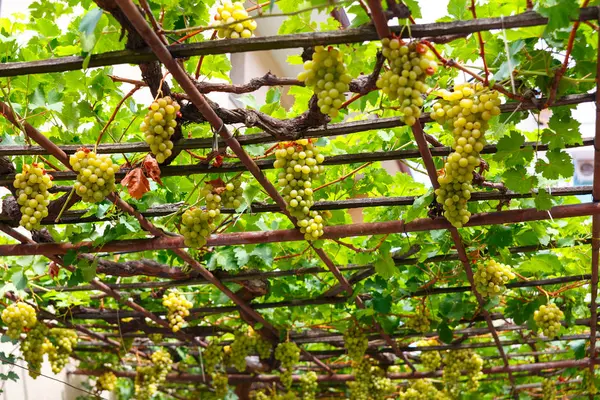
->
[447, 0, 469, 19]
[542, 108, 582, 150]
[372, 294, 392, 314]
[10, 270, 27, 291]
[534, 188, 554, 211]
[438, 321, 453, 344]
[493, 131, 534, 167]
[233, 247, 249, 267]
[143, 155, 163, 185]
[404, 189, 433, 223]
[535, 0, 580, 34]
[518, 254, 564, 274]
[374, 250, 396, 279]
[121, 168, 151, 199]
[535, 149, 574, 180]
[503, 166, 538, 193]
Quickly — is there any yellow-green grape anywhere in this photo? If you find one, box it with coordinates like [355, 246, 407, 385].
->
[533, 303, 564, 338]
[162, 291, 193, 333]
[179, 207, 218, 248]
[48, 328, 78, 374]
[542, 378, 556, 400]
[255, 337, 272, 359]
[140, 96, 180, 164]
[300, 371, 318, 400]
[20, 322, 52, 378]
[405, 305, 430, 333]
[69, 149, 119, 203]
[431, 83, 502, 228]
[348, 359, 394, 400]
[12, 163, 53, 230]
[584, 369, 597, 395]
[212, 371, 229, 398]
[201, 183, 223, 214]
[215, 1, 257, 39]
[273, 139, 326, 240]
[2, 302, 37, 339]
[297, 46, 351, 118]
[416, 340, 441, 371]
[343, 325, 369, 362]
[96, 371, 117, 392]
[134, 365, 159, 400]
[223, 178, 244, 209]
[204, 341, 224, 372]
[473, 259, 515, 297]
[376, 38, 438, 126]
[399, 379, 450, 400]
[152, 348, 173, 380]
[275, 341, 300, 389]
[442, 349, 483, 396]
[230, 330, 254, 372]
[149, 333, 163, 343]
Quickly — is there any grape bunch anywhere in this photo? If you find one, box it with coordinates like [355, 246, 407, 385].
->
[405, 304, 431, 333]
[534, 303, 564, 338]
[542, 378, 556, 400]
[212, 371, 229, 398]
[69, 149, 119, 203]
[2, 302, 37, 339]
[442, 349, 483, 395]
[152, 348, 173, 378]
[430, 83, 502, 227]
[48, 328, 78, 374]
[204, 341, 224, 372]
[215, 1, 257, 39]
[376, 38, 438, 126]
[348, 359, 394, 400]
[416, 340, 441, 371]
[300, 371, 318, 400]
[399, 379, 449, 400]
[162, 291, 193, 333]
[179, 207, 218, 248]
[201, 183, 223, 217]
[148, 333, 163, 343]
[96, 371, 117, 392]
[21, 322, 51, 378]
[231, 330, 254, 372]
[297, 46, 352, 118]
[141, 96, 180, 164]
[255, 337, 272, 359]
[134, 365, 159, 400]
[275, 341, 300, 389]
[473, 259, 515, 297]
[13, 163, 52, 230]
[273, 139, 326, 240]
[584, 369, 598, 395]
[343, 325, 369, 362]
[223, 178, 244, 209]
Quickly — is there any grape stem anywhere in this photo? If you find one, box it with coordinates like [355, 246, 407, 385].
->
[194, 31, 218, 79]
[313, 162, 372, 192]
[332, 234, 389, 253]
[54, 187, 76, 223]
[95, 84, 142, 150]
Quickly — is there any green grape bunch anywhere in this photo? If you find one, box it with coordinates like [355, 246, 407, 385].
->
[542, 378, 556, 400]
[21, 322, 52, 378]
[442, 349, 483, 395]
[230, 330, 255, 372]
[343, 324, 369, 362]
[13, 163, 53, 230]
[48, 328, 78, 374]
[297, 45, 352, 118]
[275, 341, 300, 389]
[223, 178, 245, 209]
[399, 379, 449, 400]
[162, 291, 193, 333]
[416, 340, 442, 371]
[140, 96, 180, 164]
[376, 38, 438, 126]
[212, 372, 229, 398]
[215, 1, 258, 39]
[348, 359, 395, 400]
[473, 259, 516, 297]
[405, 304, 431, 333]
[135, 349, 173, 400]
[273, 139, 326, 240]
[431, 83, 502, 227]
[300, 371, 318, 400]
[179, 207, 218, 248]
[204, 341, 224, 373]
[2, 302, 37, 339]
[534, 303, 564, 338]
[96, 371, 117, 392]
[69, 148, 119, 203]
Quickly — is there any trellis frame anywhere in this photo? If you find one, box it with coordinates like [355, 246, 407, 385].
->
[0, 1, 599, 399]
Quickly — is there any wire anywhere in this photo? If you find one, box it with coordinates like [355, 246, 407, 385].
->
[0, 356, 106, 399]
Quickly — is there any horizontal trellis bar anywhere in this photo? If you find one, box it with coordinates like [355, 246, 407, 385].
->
[0, 8, 596, 78]
[3, 202, 598, 255]
[0, 93, 593, 158]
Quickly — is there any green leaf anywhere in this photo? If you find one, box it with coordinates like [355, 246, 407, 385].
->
[535, 0, 580, 35]
[403, 0, 422, 18]
[79, 8, 103, 53]
[519, 254, 564, 274]
[67, 269, 85, 287]
[77, 258, 98, 282]
[63, 249, 78, 266]
[534, 188, 554, 211]
[215, 248, 238, 272]
[571, 340, 587, 360]
[374, 250, 396, 279]
[438, 321, 453, 344]
[372, 294, 392, 314]
[535, 149, 574, 180]
[11, 270, 27, 291]
[503, 166, 538, 193]
[404, 189, 433, 223]
[543, 108, 582, 150]
[250, 245, 273, 267]
[233, 247, 249, 267]
[447, 0, 468, 19]
[493, 131, 534, 167]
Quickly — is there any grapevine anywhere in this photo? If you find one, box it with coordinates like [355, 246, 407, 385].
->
[542, 378, 556, 400]
[20, 322, 52, 378]
[473, 259, 516, 297]
[69, 149, 119, 203]
[162, 291, 193, 332]
[297, 45, 352, 118]
[204, 340, 224, 372]
[2, 302, 37, 339]
[442, 349, 483, 396]
[430, 83, 502, 227]
[96, 371, 117, 392]
[347, 358, 394, 400]
[376, 37, 438, 126]
[273, 139, 326, 240]
[140, 96, 180, 163]
[343, 324, 369, 362]
[215, 1, 257, 39]
[47, 328, 78, 374]
[179, 207, 218, 248]
[398, 379, 449, 400]
[230, 329, 254, 372]
[134, 349, 172, 400]
[534, 303, 564, 338]
[405, 304, 431, 333]
[300, 371, 318, 400]
[12, 163, 52, 230]
[212, 371, 229, 398]
[416, 340, 441, 371]
[223, 177, 245, 209]
[275, 341, 300, 389]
